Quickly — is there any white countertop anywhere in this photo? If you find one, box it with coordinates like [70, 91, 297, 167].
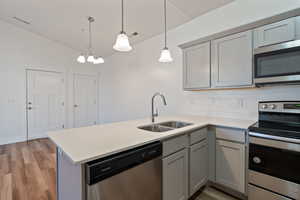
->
[48, 115, 255, 164]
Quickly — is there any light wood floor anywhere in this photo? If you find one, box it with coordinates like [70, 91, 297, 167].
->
[0, 139, 56, 200]
[0, 139, 237, 200]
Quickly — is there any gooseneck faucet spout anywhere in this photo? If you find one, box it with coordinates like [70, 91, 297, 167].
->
[151, 92, 167, 123]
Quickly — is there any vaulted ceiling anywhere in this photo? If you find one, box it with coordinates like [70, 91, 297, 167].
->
[0, 0, 234, 56]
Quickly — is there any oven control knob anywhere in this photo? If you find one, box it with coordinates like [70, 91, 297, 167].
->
[270, 104, 276, 109]
[253, 156, 261, 164]
[262, 104, 268, 109]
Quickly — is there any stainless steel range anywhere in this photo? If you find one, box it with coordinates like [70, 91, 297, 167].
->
[248, 101, 300, 200]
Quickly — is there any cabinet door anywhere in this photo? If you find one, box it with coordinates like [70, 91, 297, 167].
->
[183, 42, 210, 90]
[189, 140, 208, 197]
[211, 31, 253, 88]
[216, 140, 245, 194]
[163, 149, 188, 200]
[296, 16, 300, 39]
[254, 18, 296, 48]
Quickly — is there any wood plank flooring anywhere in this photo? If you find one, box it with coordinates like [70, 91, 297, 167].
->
[0, 139, 56, 200]
[0, 139, 238, 200]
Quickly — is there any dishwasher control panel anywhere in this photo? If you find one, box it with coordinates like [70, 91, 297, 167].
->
[86, 142, 162, 185]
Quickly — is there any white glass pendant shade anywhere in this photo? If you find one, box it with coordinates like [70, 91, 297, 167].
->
[93, 57, 105, 64]
[159, 48, 173, 63]
[113, 32, 132, 52]
[87, 55, 95, 63]
[77, 54, 86, 63]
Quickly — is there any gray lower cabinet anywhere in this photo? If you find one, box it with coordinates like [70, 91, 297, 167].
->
[254, 17, 296, 48]
[57, 148, 85, 200]
[215, 139, 245, 194]
[211, 30, 253, 88]
[189, 140, 208, 196]
[163, 149, 189, 200]
[183, 42, 211, 90]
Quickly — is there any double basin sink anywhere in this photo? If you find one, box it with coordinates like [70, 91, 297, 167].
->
[138, 121, 193, 132]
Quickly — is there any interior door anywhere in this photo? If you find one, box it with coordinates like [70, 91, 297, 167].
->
[27, 70, 65, 140]
[73, 74, 98, 128]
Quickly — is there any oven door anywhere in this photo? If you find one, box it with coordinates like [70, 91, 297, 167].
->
[249, 135, 300, 200]
[248, 134, 300, 199]
[254, 40, 300, 84]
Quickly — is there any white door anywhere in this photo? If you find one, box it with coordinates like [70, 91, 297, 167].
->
[27, 70, 65, 140]
[73, 74, 98, 128]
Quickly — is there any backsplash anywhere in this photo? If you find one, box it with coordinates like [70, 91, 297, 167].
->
[180, 85, 300, 121]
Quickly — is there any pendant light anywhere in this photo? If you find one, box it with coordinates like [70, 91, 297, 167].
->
[77, 54, 86, 63]
[113, 0, 132, 52]
[76, 16, 104, 64]
[159, 0, 173, 63]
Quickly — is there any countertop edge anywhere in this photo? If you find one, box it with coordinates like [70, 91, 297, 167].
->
[52, 121, 251, 165]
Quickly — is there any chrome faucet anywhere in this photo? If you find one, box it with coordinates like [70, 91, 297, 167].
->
[151, 92, 167, 123]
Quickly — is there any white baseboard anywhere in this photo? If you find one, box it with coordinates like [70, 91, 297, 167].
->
[0, 136, 27, 146]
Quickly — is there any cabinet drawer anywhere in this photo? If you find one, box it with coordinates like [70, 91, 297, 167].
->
[248, 184, 292, 200]
[215, 127, 245, 143]
[163, 134, 188, 157]
[190, 128, 207, 145]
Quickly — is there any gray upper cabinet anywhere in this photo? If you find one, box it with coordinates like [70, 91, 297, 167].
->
[254, 18, 296, 48]
[211, 30, 253, 88]
[183, 42, 211, 90]
[296, 16, 300, 39]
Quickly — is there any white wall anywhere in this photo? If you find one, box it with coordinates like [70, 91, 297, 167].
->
[0, 20, 101, 145]
[100, 0, 300, 123]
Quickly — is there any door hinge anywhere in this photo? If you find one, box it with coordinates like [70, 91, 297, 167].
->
[62, 124, 65, 128]
[94, 121, 96, 125]
[62, 102, 64, 106]
[61, 78, 65, 83]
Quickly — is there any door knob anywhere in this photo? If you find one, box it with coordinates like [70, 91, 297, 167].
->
[74, 104, 79, 108]
[27, 106, 33, 110]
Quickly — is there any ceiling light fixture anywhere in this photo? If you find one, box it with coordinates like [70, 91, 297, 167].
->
[159, 0, 173, 63]
[113, 0, 132, 52]
[77, 16, 104, 64]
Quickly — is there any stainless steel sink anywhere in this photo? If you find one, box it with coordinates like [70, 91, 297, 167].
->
[138, 121, 193, 132]
[138, 124, 173, 132]
[158, 121, 193, 129]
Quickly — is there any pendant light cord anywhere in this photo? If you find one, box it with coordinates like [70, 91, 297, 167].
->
[164, 0, 167, 49]
[88, 17, 93, 53]
[121, 0, 124, 33]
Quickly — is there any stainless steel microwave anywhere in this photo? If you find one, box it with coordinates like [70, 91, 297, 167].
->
[254, 40, 300, 85]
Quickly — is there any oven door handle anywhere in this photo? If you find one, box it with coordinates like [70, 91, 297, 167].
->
[249, 132, 300, 144]
[249, 132, 300, 152]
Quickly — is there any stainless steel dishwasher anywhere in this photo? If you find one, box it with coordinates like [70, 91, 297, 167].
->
[86, 142, 162, 200]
